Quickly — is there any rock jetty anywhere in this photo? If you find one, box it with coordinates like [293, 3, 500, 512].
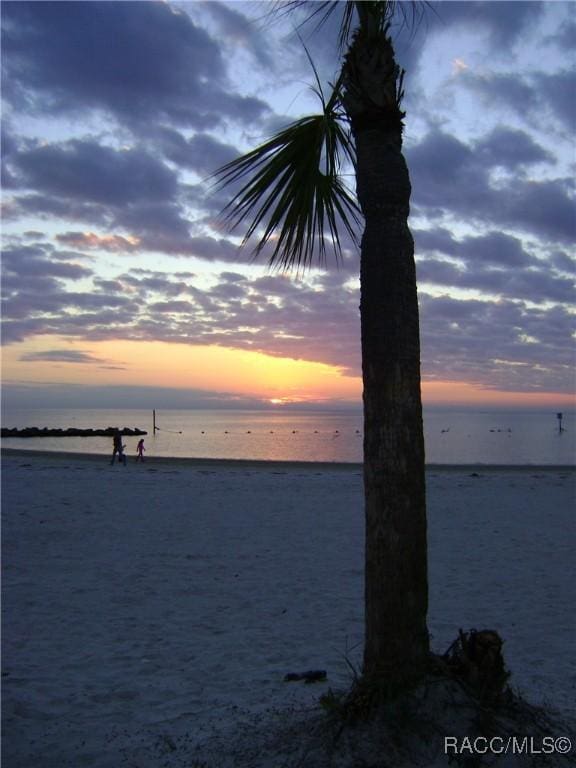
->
[1, 427, 147, 438]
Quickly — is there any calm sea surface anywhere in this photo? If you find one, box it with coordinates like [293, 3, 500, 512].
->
[1, 408, 574, 465]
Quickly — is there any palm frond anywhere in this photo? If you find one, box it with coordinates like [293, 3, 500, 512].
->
[272, 1, 430, 49]
[213, 84, 360, 271]
[271, 1, 357, 51]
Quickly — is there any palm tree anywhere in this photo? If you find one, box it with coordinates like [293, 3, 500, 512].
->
[214, 1, 429, 692]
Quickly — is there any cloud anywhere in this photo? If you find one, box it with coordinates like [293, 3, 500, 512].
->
[9, 139, 179, 205]
[420, 230, 533, 267]
[1, 241, 138, 343]
[2, 244, 92, 281]
[112, 202, 193, 245]
[196, 1, 274, 69]
[2, 235, 573, 394]
[10, 194, 112, 228]
[116, 271, 192, 299]
[461, 69, 576, 134]
[1, 244, 95, 329]
[5, 134, 256, 258]
[1, 1, 573, 401]
[415, 228, 575, 305]
[474, 127, 555, 169]
[428, 1, 545, 48]
[419, 294, 574, 393]
[408, 129, 575, 243]
[148, 300, 196, 314]
[56, 232, 141, 252]
[1, 1, 270, 130]
[0, 382, 280, 411]
[4, 132, 198, 247]
[19, 349, 108, 364]
[501, 179, 575, 244]
[418, 259, 574, 306]
[154, 129, 238, 176]
[547, 17, 576, 50]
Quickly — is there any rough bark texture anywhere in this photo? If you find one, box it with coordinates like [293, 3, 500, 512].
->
[343, 24, 429, 685]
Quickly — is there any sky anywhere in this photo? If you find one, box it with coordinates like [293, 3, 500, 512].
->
[1, 0, 575, 412]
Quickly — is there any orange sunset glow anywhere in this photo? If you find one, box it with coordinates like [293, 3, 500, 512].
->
[1, 338, 360, 403]
[3, 337, 573, 410]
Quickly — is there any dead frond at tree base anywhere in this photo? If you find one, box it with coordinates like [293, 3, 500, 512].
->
[307, 629, 574, 767]
[320, 628, 510, 727]
[440, 628, 511, 705]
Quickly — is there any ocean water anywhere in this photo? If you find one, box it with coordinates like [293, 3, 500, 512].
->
[1, 408, 574, 465]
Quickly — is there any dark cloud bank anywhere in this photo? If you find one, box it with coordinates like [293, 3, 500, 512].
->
[1, 1, 574, 403]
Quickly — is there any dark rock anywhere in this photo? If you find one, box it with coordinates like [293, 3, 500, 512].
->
[284, 670, 327, 684]
[1, 426, 147, 438]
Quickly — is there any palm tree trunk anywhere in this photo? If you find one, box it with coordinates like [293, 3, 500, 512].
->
[358, 130, 429, 683]
[344, 24, 429, 686]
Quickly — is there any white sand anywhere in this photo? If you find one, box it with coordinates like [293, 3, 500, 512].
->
[2, 451, 575, 766]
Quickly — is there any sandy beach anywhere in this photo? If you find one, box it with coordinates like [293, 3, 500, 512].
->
[2, 450, 575, 766]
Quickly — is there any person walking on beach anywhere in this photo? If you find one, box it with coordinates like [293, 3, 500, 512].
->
[110, 430, 127, 466]
[136, 438, 145, 462]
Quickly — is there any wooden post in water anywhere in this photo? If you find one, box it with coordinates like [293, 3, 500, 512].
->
[153, 409, 157, 435]
[557, 412, 563, 434]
